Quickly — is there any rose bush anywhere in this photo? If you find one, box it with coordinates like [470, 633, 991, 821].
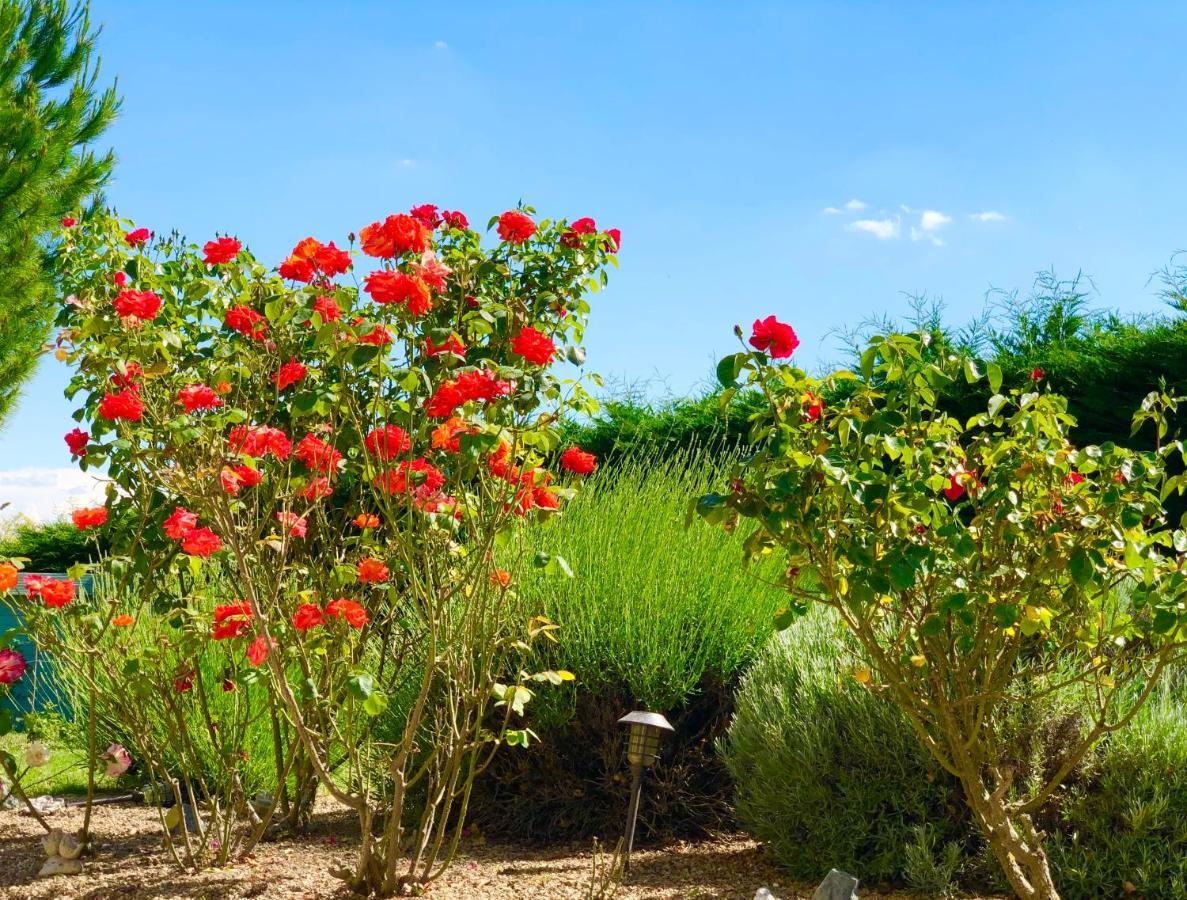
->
[41, 203, 615, 893]
[700, 323, 1187, 899]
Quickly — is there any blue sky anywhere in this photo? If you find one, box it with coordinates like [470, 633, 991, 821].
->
[3, 1, 1186, 516]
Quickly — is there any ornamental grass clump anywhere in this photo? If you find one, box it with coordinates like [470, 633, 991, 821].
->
[699, 321, 1187, 900]
[38, 203, 617, 895]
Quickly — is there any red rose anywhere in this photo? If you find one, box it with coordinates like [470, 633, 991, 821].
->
[497, 210, 536, 244]
[65, 427, 89, 458]
[357, 558, 389, 584]
[561, 216, 597, 247]
[418, 255, 450, 291]
[312, 295, 341, 323]
[325, 597, 368, 628]
[112, 271, 128, 287]
[72, 506, 108, 529]
[353, 513, 380, 529]
[163, 507, 199, 540]
[0, 648, 27, 685]
[246, 635, 274, 667]
[605, 228, 622, 252]
[220, 465, 263, 495]
[425, 380, 466, 418]
[274, 359, 308, 391]
[431, 417, 470, 453]
[511, 326, 557, 366]
[313, 241, 351, 277]
[181, 527, 222, 557]
[178, 383, 223, 413]
[39, 578, 75, 608]
[276, 511, 307, 538]
[804, 392, 825, 422]
[125, 227, 151, 246]
[98, 390, 144, 422]
[442, 210, 468, 229]
[425, 334, 465, 357]
[229, 424, 292, 459]
[560, 447, 597, 476]
[212, 602, 253, 640]
[1064, 471, 1085, 486]
[203, 236, 242, 265]
[409, 204, 441, 229]
[295, 433, 342, 472]
[61, 216, 77, 228]
[943, 469, 979, 502]
[301, 476, 333, 500]
[457, 368, 512, 403]
[1031, 367, 1045, 381]
[360, 214, 429, 258]
[112, 289, 161, 321]
[225, 305, 267, 339]
[364, 424, 412, 461]
[364, 270, 432, 315]
[749, 316, 799, 359]
[373, 458, 445, 496]
[110, 363, 142, 392]
[292, 603, 325, 632]
[279, 254, 316, 283]
[358, 324, 393, 346]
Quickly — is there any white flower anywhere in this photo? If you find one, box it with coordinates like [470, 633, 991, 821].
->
[103, 743, 132, 777]
[24, 741, 51, 768]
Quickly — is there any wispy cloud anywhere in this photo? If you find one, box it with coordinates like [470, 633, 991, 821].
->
[0, 467, 107, 523]
[822, 198, 866, 215]
[434, 40, 448, 50]
[822, 206, 843, 215]
[970, 210, 1007, 222]
[398, 158, 416, 168]
[919, 210, 952, 232]
[848, 217, 900, 240]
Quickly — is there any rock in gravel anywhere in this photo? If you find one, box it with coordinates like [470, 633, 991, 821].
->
[41, 828, 63, 857]
[57, 833, 84, 859]
[37, 856, 83, 878]
[813, 868, 859, 900]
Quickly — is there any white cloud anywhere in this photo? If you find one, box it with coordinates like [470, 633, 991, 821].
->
[970, 210, 1007, 222]
[910, 226, 944, 246]
[919, 209, 952, 232]
[398, 158, 416, 168]
[434, 40, 448, 50]
[821, 206, 843, 215]
[844, 198, 866, 211]
[848, 217, 900, 240]
[0, 467, 107, 523]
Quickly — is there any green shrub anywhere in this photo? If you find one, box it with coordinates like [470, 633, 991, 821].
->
[0, 518, 107, 571]
[468, 449, 788, 840]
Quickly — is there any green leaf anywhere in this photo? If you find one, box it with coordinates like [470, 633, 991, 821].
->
[1069, 551, 1094, 586]
[963, 358, 982, 384]
[773, 607, 797, 631]
[986, 361, 1003, 394]
[1152, 608, 1178, 634]
[346, 673, 375, 701]
[716, 353, 746, 388]
[363, 690, 389, 716]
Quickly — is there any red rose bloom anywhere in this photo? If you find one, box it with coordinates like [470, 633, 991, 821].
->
[312, 295, 341, 323]
[425, 334, 466, 357]
[276, 511, 307, 538]
[1031, 367, 1045, 381]
[374, 458, 445, 496]
[0, 648, 27, 685]
[178, 383, 223, 413]
[39, 578, 75, 608]
[360, 213, 429, 258]
[221, 464, 263, 495]
[560, 447, 597, 476]
[457, 368, 512, 403]
[125, 227, 151, 246]
[497, 210, 536, 244]
[353, 513, 380, 529]
[301, 476, 333, 500]
[561, 216, 597, 247]
[295, 432, 342, 472]
[246, 634, 273, 667]
[430, 417, 470, 453]
[943, 469, 979, 502]
[605, 228, 622, 252]
[749, 316, 799, 359]
[358, 324, 393, 346]
[409, 204, 441, 229]
[511, 326, 557, 366]
[65, 427, 89, 458]
[274, 359, 308, 391]
[365, 424, 412, 460]
[112, 271, 128, 287]
[1064, 471, 1085, 486]
[357, 558, 389, 584]
[203, 236, 242, 265]
[279, 254, 316, 283]
[225, 305, 267, 339]
[314, 241, 351, 277]
[112, 289, 162, 321]
[163, 507, 199, 540]
[72, 506, 108, 529]
[229, 424, 292, 460]
[441, 210, 468, 229]
[418, 255, 450, 291]
[804, 392, 825, 422]
[325, 597, 368, 628]
[61, 216, 77, 228]
[212, 601, 252, 640]
[292, 603, 325, 632]
[98, 390, 144, 422]
[364, 270, 432, 315]
[181, 527, 222, 557]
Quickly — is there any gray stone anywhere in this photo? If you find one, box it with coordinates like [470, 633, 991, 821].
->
[37, 856, 83, 878]
[812, 869, 859, 900]
[57, 833, 83, 859]
[165, 802, 205, 837]
[41, 828, 63, 857]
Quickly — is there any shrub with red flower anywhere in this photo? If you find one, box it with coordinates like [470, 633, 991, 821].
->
[0, 647, 28, 685]
[112, 289, 161, 321]
[52, 206, 615, 894]
[749, 315, 799, 359]
[72, 506, 108, 529]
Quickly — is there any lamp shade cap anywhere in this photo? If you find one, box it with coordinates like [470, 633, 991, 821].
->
[617, 710, 674, 732]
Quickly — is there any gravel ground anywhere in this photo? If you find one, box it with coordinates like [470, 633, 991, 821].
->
[0, 797, 934, 899]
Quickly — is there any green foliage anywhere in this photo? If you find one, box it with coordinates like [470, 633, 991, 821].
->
[0, 0, 118, 424]
[468, 450, 788, 839]
[0, 517, 105, 570]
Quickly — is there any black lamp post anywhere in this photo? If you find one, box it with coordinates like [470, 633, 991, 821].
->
[617, 710, 673, 875]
